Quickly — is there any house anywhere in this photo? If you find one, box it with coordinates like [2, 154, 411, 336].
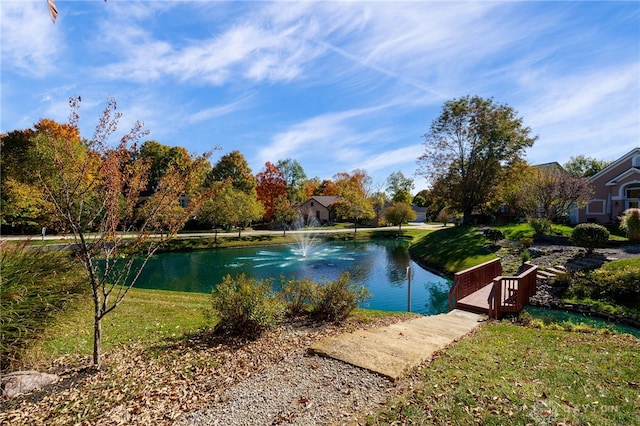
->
[298, 196, 340, 224]
[573, 147, 640, 224]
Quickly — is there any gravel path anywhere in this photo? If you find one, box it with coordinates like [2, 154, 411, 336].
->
[176, 352, 393, 426]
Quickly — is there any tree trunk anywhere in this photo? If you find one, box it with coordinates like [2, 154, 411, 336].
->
[93, 313, 101, 367]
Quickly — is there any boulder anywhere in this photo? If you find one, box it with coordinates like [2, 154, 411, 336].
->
[1, 370, 59, 398]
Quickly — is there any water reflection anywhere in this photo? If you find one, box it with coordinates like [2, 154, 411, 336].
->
[132, 239, 451, 314]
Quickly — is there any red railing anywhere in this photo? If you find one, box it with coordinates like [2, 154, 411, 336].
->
[449, 258, 502, 311]
[487, 262, 538, 319]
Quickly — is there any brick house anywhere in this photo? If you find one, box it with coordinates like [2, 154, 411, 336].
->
[573, 147, 640, 224]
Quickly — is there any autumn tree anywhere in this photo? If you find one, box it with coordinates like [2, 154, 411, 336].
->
[331, 170, 375, 232]
[256, 162, 287, 222]
[418, 96, 537, 224]
[35, 97, 213, 367]
[276, 158, 307, 203]
[518, 165, 592, 221]
[384, 202, 417, 230]
[0, 120, 80, 233]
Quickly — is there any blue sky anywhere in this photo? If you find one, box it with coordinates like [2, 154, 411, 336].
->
[2, 1, 639, 191]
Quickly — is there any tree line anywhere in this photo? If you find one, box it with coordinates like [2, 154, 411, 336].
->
[0, 95, 601, 366]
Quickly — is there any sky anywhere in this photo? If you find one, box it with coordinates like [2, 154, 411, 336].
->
[1, 1, 639, 192]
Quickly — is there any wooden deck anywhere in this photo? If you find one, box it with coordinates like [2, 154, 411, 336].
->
[456, 283, 492, 314]
[449, 261, 538, 319]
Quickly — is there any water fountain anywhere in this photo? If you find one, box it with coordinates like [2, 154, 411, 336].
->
[288, 214, 323, 259]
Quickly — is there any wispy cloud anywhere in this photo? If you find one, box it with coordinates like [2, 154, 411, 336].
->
[0, 2, 61, 77]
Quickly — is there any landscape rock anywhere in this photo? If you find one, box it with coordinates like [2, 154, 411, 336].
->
[1, 370, 59, 398]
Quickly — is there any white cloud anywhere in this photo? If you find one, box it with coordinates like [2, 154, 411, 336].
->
[0, 1, 61, 76]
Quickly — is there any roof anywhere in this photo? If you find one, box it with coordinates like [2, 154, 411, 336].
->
[304, 196, 340, 208]
[588, 147, 640, 183]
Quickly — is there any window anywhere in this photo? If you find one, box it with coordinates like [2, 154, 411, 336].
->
[633, 155, 640, 167]
[626, 183, 640, 199]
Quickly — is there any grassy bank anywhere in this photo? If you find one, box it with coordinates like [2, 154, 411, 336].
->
[408, 225, 495, 275]
[370, 322, 640, 425]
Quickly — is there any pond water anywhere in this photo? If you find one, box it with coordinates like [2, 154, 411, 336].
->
[132, 239, 452, 315]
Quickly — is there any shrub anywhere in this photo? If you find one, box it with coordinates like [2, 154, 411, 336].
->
[280, 276, 320, 316]
[209, 274, 284, 335]
[528, 218, 551, 235]
[311, 272, 370, 322]
[436, 209, 452, 226]
[568, 265, 640, 309]
[619, 208, 640, 241]
[519, 237, 533, 249]
[483, 228, 505, 244]
[571, 223, 610, 254]
[520, 250, 531, 263]
[0, 242, 86, 370]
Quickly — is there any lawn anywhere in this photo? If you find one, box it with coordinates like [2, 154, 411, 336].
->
[408, 225, 496, 274]
[369, 322, 640, 426]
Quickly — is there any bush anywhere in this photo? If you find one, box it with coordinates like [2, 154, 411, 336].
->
[280, 276, 319, 316]
[436, 209, 452, 226]
[209, 274, 284, 335]
[311, 272, 370, 322]
[571, 223, 610, 254]
[528, 218, 551, 235]
[483, 228, 505, 244]
[0, 242, 86, 370]
[619, 208, 640, 241]
[568, 266, 640, 309]
[519, 237, 533, 249]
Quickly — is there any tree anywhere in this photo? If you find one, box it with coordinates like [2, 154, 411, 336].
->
[418, 96, 537, 224]
[386, 171, 414, 203]
[139, 141, 209, 193]
[207, 150, 256, 195]
[276, 158, 307, 203]
[518, 165, 592, 221]
[256, 162, 288, 222]
[273, 196, 299, 236]
[35, 97, 212, 367]
[564, 155, 610, 178]
[370, 191, 390, 226]
[384, 202, 417, 230]
[1, 120, 80, 233]
[198, 180, 263, 237]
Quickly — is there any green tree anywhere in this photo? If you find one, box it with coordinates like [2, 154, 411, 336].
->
[564, 155, 610, 178]
[384, 202, 417, 230]
[370, 191, 390, 226]
[386, 171, 414, 203]
[273, 196, 299, 236]
[207, 150, 256, 195]
[276, 158, 307, 203]
[35, 97, 212, 367]
[418, 96, 537, 224]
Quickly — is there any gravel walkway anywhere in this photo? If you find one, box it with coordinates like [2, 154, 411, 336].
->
[176, 352, 393, 426]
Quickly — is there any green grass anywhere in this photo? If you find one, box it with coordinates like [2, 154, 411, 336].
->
[369, 322, 640, 426]
[23, 288, 211, 366]
[408, 225, 496, 274]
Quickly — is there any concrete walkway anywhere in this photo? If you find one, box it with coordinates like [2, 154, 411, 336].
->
[309, 310, 486, 381]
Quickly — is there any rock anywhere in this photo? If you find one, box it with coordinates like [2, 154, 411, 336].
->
[1, 370, 59, 398]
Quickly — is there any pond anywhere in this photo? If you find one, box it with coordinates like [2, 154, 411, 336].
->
[132, 238, 452, 315]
